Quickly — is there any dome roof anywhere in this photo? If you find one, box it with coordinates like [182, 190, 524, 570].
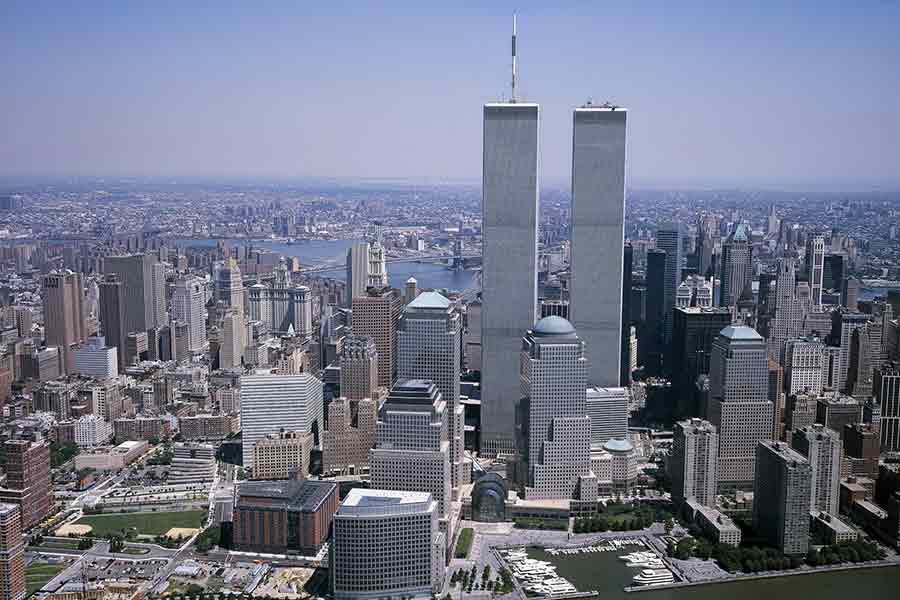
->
[603, 438, 634, 453]
[532, 315, 576, 336]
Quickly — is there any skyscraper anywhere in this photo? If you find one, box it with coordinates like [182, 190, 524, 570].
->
[671, 418, 718, 509]
[104, 253, 163, 334]
[248, 259, 313, 337]
[397, 291, 469, 488]
[585, 387, 629, 448]
[171, 275, 207, 353]
[339, 335, 379, 400]
[220, 308, 244, 370]
[642, 248, 667, 373]
[707, 325, 773, 491]
[345, 242, 369, 307]
[874, 367, 900, 451]
[367, 236, 388, 288]
[805, 235, 825, 308]
[791, 424, 840, 515]
[98, 274, 126, 365]
[621, 243, 633, 385]
[753, 441, 812, 556]
[656, 222, 683, 345]
[0, 503, 25, 600]
[670, 307, 733, 416]
[216, 257, 245, 316]
[370, 380, 451, 519]
[240, 374, 324, 470]
[520, 316, 596, 501]
[481, 100, 539, 456]
[784, 337, 826, 395]
[351, 288, 402, 390]
[718, 224, 752, 313]
[569, 104, 626, 387]
[767, 258, 805, 362]
[41, 270, 86, 374]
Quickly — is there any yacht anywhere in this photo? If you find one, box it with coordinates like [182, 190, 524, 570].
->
[632, 569, 675, 586]
[619, 551, 656, 563]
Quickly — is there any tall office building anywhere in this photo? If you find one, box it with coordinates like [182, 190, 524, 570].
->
[719, 224, 752, 312]
[367, 238, 388, 288]
[339, 335, 379, 400]
[481, 101, 539, 456]
[815, 393, 862, 440]
[220, 309, 244, 370]
[753, 441, 812, 556]
[216, 257, 245, 316]
[247, 259, 313, 337]
[73, 336, 118, 379]
[323, 397, 377, 475]
[621, 244, 633, 385]
[784, 337, 826, 395]
[805, 235, 825, 308]
[569, 104, 626, 387]
[585, 387, 629, 448]
[345, 243, 369, 307]
[351, 288, 401, 390]
[150, 261, 167, 328]
[670, 418, 718, 509]
[397, 292, 469, 488]
[767, 258, 805, 362]
[41, 270, 86, 374]
[642, 249, 667, 372]
[370, 380, 451, 518]
[331, 489, 444, 600]
[707, 325, 773, 491]
[98, 274, 127, 367]
[842, 277, 860, 311]
[104, 253, 164, 333]
[0, 440, 51, 530]
[670, 307, 733, 416]
[656, 222, 683, 345]
[171, 275, 207, 352]
[823, 254, 846, 292]
[0, 503, 25, 600]
[791, 424, 840, 515]
[520, 317, 596, 501]
[874, 367, 900, 450]
[835, 311, 871, 394]
[240, 374, 323, 470]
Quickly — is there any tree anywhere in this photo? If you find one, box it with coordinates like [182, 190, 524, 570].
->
[482, 565, 491, 582]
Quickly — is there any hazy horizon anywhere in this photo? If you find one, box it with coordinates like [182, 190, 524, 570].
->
[2, 1, 899, 188]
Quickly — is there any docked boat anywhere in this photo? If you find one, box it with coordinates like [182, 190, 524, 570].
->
[632, 569, 675, 586]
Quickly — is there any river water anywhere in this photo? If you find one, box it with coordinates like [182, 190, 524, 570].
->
[174, 238, 475, 292]
[525, 544, 900, 600]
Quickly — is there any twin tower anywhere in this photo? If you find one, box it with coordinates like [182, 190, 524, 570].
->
[481, 101, 627, 456]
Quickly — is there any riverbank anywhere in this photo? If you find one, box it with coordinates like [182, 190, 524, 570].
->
[624, 558, 900, 593]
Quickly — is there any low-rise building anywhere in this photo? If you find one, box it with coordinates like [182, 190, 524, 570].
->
[232, 479, 338, 555]
[114, 416, 171, 443]
[178, 413, 237, 441]
[73, 414, 113, 448]
[810, 511, 857, 545]
[684, 499, 741, 546]
[73, 440, 148, 472]
[168, 443, 216, 484]
[251, 430, 314, 481]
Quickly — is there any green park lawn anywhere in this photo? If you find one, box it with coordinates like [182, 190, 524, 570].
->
[26, 562, 67, 596]
[75, 510, 206, 537]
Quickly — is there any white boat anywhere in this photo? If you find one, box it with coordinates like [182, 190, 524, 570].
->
[632, 569, 675, 586]
[619, 551, 656, 562]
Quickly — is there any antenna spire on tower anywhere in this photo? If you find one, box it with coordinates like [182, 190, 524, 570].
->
[511, 14, 517, 102]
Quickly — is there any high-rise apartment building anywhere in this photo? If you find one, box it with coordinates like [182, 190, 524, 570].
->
[791, 424, 840, 515]
[331, 489, 444, 600]
[0, 440, 51, 530]
[707, 325, 773, 490]
[397, 291, 468, 488]
[240, 374, 323, 470]
[339, 335, 379, 400]
[670, 418, 718, 508]
[805, 235, 825, 308]
[352, 288, 401, 390]
[753, 441, 812, 556]
[481, 101, 539, 456]
[172, 275, 207, 352]
[719, 224, 752, 312]
[656, 222, 683, 345]
[0, 503, 25, 600]
[41, 270, 86, 374]
[520, 317, 596, 501]
[370, 380, 451, 518]
[569, 104, 626, 387]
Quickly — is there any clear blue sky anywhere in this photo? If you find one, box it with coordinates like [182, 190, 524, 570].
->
[2, 1, 898, 187]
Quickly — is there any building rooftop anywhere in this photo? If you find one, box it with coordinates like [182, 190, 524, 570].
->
[603, 438, 634, 453]
[532, 315, 576, 337]
[407, 290, 451, 310]
[719, 325, 763, 341]
[339, 488, 435, 516]
[236, 479, 336, 513]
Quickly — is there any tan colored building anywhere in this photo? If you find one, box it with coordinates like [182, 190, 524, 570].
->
[339, 335, 378, 400]
[323, 398, 377, 475]
[252, 430, 314, 480]
[179, 413, 237, 441]
[41, 270, 87, 374]
[0, 503, 25, 600]
[350, 289, 401, 389]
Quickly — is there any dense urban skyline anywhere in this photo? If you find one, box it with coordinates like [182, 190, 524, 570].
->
[2, 2, 899, 187]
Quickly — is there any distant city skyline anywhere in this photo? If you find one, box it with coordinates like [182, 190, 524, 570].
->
[2, 2, 899, 188]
